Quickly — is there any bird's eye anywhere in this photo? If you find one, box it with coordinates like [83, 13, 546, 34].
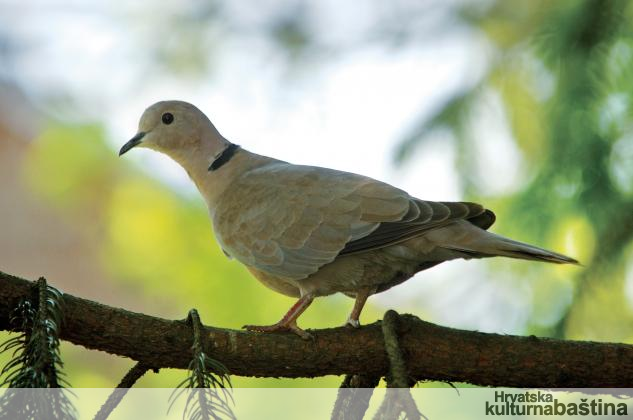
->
[161, 112, 174, 125]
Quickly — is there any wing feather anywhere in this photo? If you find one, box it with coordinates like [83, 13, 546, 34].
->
[339, 201, 488, 255]
[213, 162, 494, 280]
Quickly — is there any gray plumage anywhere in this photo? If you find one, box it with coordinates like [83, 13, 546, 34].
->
[120, 100, 578, 338]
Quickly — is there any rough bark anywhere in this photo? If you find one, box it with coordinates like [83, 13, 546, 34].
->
[1, 271, 632, 387]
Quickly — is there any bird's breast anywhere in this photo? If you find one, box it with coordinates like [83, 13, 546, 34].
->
[246, 267, 301, 298]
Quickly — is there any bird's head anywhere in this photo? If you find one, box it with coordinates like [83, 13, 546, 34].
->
[119, 100, 226, 161]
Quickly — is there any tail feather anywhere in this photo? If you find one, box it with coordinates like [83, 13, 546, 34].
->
[437, 224, 579, 265]
[491, 237, 579, 264]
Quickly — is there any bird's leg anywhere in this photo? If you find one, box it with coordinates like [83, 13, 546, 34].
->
[344, 288, 373, 328]
[243, 294, 314, 339]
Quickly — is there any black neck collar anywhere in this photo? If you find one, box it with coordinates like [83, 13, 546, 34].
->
[208, 143, 240, 171]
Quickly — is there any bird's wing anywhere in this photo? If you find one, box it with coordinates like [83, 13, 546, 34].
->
[213, 162, 491, 280]
[339, 200, 493, 255]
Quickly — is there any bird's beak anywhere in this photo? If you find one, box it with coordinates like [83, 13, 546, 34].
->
[119, 132, 146, 156]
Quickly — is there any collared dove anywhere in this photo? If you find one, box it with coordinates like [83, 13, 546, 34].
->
[120, 100, 578, 339]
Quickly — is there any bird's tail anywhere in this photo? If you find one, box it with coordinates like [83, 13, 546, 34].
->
[480, 235, 579, 264]
[437, 224, 579, 265]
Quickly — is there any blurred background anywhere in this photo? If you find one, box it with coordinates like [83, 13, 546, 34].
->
[0, 0, 632, 389]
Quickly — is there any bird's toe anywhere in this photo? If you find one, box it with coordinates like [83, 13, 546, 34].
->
[242, 322, 313, 340]
[345, 318, 361, 329]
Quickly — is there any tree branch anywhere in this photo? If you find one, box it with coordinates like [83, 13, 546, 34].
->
[1, 271, 632, 387]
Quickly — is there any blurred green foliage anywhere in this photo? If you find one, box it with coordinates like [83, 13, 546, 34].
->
[2, 0, 633, 392]
[397, 0, 633, 340]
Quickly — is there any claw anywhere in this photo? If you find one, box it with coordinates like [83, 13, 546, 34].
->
[243, 321, 313, 340]
[242, 323, 288, 333]
[242, 294, 315, 339]
[345, 318, 361, 329]
[289, 325, 314, 340]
